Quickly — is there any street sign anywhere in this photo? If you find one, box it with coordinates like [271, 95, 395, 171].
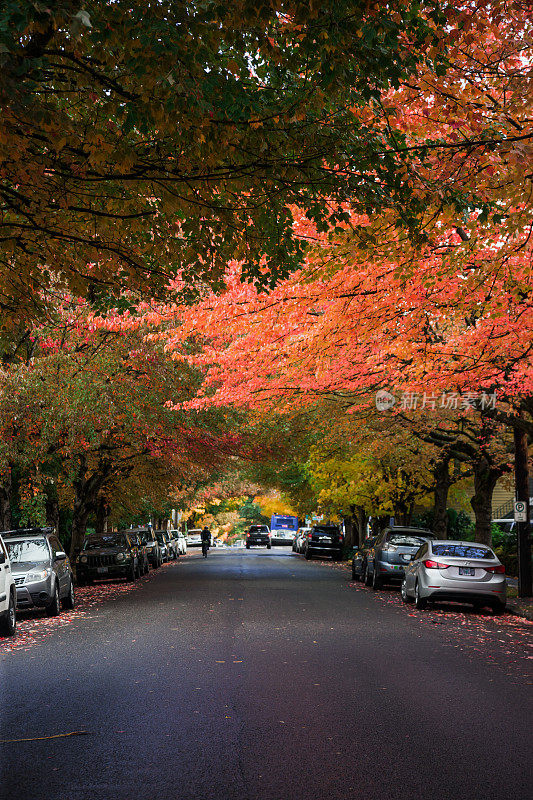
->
[514, 500, 528, 522]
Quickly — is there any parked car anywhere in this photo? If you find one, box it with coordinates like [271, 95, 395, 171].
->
[245, 524, 272, 549]
[125, 528, 150, 574]
[166, 530, 181, 558]
[0, 533, 16, 636]
[76, 532, 141, 584]
[170, 529, 187, 555]
[401, 540, 507, 613]
[4, 527, 75, 615]
[156, 531, 173, 561]
[186, 528, 202, 547]
[351, 536, 376, 580]
[293, 527, 310, 553]
[364, 527, 435, 589]
[303, 524, 344, 560]
[143, 529, 163, 568]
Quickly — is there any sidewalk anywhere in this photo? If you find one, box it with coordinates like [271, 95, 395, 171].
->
[505, 577, 533, 621]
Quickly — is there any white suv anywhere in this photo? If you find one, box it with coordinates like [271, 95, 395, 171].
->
[0, 533, 16, 636]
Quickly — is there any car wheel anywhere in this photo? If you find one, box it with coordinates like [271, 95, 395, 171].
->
[62, 578, 75, 610]
[128, 562, 136, 582]
[246, 544, 250, 549]
[364, 563, 372, 586]
[0, 591, 16, 636]
[304, 548, 312, 561]
[267, 544, 272, 549]
[400, 580, 410, 603]
[351, 562, 357, 580]
[77, 575, 85, 587]
[491, 600, 505, 615]
[414, 581, 427, 610]
[372, 564, 382, 590]
[46, 583, 61, 617]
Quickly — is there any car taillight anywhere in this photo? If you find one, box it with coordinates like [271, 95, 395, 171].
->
[424, 559, 449, 569]
[485, 564, 505, 574]
[307, 532, 313, 538]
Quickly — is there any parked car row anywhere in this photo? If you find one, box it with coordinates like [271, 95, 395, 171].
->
[351, 527, 507, 614]
[77, 527, 187, 585]
[0, 525, 190, 636]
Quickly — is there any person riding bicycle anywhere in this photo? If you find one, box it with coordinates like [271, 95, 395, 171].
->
[201, 526, 211, 557]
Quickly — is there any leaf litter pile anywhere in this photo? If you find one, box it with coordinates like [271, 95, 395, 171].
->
[0, 561, 177, 656]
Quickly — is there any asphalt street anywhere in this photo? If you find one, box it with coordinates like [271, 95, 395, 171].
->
[1, 547, 532, 800]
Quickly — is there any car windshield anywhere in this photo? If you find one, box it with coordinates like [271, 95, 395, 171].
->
[388, 534, 431, 547]
[5, 538, 49, 564]
[84, 535, 127, 549]
[156, 534, 165, 544]
[432, 544, 495, 559]
[314, 527, 338, 534]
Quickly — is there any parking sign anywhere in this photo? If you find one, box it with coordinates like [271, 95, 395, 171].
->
[514, 500, 528, 522]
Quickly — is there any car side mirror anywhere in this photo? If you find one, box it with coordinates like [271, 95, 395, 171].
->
[55, 551, 67, 561]
[0, 552, 6, 565]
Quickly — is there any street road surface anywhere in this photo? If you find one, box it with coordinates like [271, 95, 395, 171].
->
[1, 548, 532, 800]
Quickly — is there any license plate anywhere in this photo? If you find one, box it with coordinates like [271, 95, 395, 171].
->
[320, 537, 332, 542]
[97, 567, 108, 574]
[459, 567, 475, 576]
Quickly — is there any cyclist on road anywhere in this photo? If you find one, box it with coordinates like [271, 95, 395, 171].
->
[201, 526, 211, 558]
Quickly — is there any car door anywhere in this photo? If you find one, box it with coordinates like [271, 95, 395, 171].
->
[0, 536, 8, 604]
[408, 543, 427, 591]
[50, 536, 68, 596]
[369, 532, 385, 575]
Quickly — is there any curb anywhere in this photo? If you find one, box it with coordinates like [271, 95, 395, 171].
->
[506, 601, 533, 622]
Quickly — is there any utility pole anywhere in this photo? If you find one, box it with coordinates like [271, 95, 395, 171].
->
[514, 418, 532, 598]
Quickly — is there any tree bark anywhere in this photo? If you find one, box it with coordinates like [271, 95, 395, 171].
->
[94, 495, 110, 535]
[432, 459, 452, 538]
[470, 456, 501, 546]
[69, 456, 112, 560]
[45, 489, 60, 533]
[0, 468, 12, 531]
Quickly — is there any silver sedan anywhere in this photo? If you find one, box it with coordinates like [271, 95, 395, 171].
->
[401, 540, 506, 614]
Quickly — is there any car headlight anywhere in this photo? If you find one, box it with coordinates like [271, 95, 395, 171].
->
[116, 553, 126, 562]
[25, 567, 53, 582]
[146, 546, 153, 552]
[78, 555, 88, 564]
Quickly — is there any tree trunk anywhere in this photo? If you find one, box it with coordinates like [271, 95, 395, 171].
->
[69, 456, 112, 560]
[0, 468, 12, 531]
[94, 496, 110, 535]
[470, 456, 500, 546]
[45, 490, 60, 533]
[70, 496, 92, 560]
[432, 459, 452, 538]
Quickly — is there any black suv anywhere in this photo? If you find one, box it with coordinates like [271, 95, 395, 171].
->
[364, 527, 435, 589]
[303, 525, 343, 561]
[245, 525, 272, 549]
[76, 532, 141, 584]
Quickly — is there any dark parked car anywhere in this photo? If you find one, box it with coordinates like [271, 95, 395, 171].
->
[364, 527, 436, 589]
[303, 524, 344, 560]
[76, 532, 141, 584]
[142, 529, 163, 568]
[245, 525, 272, 549]
[4, 527, 75, 616]
[124, 528, 150, 575]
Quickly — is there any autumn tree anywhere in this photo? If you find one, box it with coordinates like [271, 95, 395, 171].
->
[0, 0, 452, 320]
